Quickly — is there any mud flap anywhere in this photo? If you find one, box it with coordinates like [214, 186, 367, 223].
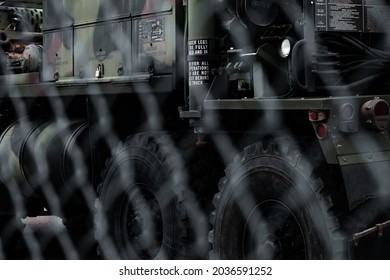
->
[349, 220, 390, 259]
[340, 161, 390, 210]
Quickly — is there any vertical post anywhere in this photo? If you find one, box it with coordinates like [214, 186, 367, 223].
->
[304, 0, 316, 93]
[187, 0, 216, 112]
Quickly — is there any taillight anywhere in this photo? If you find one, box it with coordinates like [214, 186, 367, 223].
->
[309, 110, 328, 139]
[361, 99, 390, 131]
[308, 111, 327, 122]
[315, 123, 328, 140]
[374, 101, 390, 116]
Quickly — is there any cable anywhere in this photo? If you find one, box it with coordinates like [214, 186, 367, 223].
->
[291, 39, 307, 91]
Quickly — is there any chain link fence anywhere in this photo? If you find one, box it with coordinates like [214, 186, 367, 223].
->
[0, 0, 390, 260]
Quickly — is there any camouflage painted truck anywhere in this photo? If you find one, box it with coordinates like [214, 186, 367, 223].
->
[0, 0, 389, 260]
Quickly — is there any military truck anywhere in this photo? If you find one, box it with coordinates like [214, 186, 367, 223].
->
[0, 0, 389, 260]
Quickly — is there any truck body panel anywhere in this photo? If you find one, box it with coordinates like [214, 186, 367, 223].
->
[0, 0, 389, 260]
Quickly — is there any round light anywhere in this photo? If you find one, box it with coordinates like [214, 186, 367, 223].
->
[361, 99, 390, 131]
[340, 103, 354, 120]
[279, 38, 291, 58]
[374, 100, 390, 117]
[309, 111, 319, 121]
[316, 123, 328, 139]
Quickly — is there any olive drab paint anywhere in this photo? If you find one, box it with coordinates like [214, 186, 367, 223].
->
[1, 0, 390, 260]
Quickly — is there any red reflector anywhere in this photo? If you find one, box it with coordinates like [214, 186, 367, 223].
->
[316, 124, 328, 139]
[374, 101, 390, 117]
[309, 111, 327, 122]
[309, 111, 319, 121]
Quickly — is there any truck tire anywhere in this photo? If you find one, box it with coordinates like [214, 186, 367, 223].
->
[96, 133, 192, 259]
[209, 138, 346, 259]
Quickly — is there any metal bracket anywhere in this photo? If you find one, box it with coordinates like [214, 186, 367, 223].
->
[179, 106, 202, 119]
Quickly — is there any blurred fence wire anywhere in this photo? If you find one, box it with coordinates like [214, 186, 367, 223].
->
[0, 0, 390, 260]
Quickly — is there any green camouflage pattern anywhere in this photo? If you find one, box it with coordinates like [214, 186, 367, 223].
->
[43, 0, 175, 82]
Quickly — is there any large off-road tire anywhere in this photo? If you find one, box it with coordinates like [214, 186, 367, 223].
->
[209, 138, 346, 259]
[96, 133, 202, 259]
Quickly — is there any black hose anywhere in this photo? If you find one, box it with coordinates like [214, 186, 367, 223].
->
[317, 73, 384, 91]
[314, 59, 383, 75]
[291, 39, 307, 91]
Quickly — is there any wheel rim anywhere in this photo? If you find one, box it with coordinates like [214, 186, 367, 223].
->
[120, 184, 163, 259]
[243, 199, 306, 259]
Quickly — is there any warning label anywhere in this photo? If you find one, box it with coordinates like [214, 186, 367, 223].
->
[188, 39, 211, 86]
[315, 0, 390, 32]
[139, 18, 165, 44]
[188, 40, 209, 56]
[188, 60, 210, 86]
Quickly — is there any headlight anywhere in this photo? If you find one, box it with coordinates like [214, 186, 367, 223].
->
[279, 38, 292, 58]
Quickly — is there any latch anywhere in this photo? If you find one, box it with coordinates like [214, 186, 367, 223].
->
[95, 64, 104, 78]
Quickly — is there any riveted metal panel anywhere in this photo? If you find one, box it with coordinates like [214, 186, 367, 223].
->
[133, 13, 175, 74]
[74, 20, 132, 80]
[43, 28, 73, 81]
